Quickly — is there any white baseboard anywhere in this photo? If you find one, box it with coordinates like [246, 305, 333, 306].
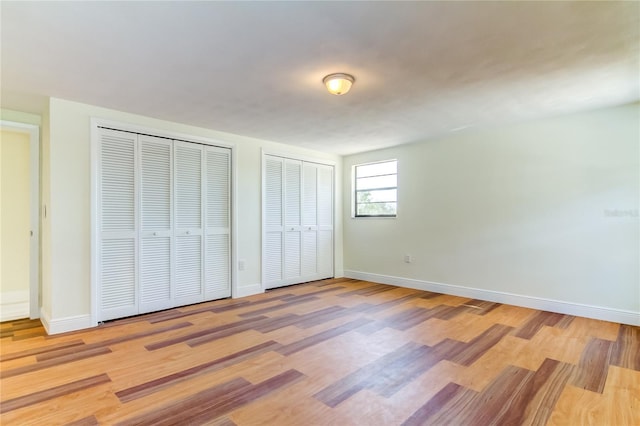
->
[0, 290, 29, 321]
[0, 301, 29, 322]
[234, 283, 263, 298]
[344, 270, 640, 326]
[39, 307, 94, 335]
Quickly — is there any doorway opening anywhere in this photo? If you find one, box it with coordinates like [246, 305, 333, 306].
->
[0, 120, 40, 321]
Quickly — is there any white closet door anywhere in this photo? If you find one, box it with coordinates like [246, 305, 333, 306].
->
[263, 155, 334, 289]
[317, 164, 334, 278]
[98, 129, 138, 321]
[264, 156, 284, 288]
[204, 146, 231, 299]
[139, 136, 173, 313]
[302, 163, 318, 278]
[284, 159, 302, 280]
[174, 141, 204, 305]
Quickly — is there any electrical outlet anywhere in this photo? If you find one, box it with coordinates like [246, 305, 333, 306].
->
[238, 259, 246, 271]
[404, 254, 413, 263]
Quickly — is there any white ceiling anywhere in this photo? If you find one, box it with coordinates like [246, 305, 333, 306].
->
[2, 1, 638, 155]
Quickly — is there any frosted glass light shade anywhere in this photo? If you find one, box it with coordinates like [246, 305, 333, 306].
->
[323, 73, 355, 95]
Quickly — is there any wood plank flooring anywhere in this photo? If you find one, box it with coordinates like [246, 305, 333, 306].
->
[1, 278, 638, 425]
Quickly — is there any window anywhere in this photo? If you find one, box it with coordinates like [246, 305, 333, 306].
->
[354, 159, 397, 217]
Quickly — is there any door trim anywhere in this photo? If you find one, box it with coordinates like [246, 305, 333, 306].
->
[1, 120, 40, 319]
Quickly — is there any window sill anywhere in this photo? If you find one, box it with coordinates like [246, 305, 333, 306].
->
[351, 215, 397, 220]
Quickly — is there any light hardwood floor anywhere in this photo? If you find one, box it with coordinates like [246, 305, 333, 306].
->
[1, 278, 638, 425]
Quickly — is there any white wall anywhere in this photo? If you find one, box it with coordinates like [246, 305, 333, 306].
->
[343, 103, 639, 324]
[42, 97, 342, 331]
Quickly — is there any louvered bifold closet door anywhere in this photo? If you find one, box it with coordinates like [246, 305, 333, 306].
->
[204, 146, 231, 299]
[284, 159, 302, 281]
[317, 164, 334, 278]
[99, 129, 138, 321]
[263, 156, 334, 290]
[301, 163, 318, 279]
[264, 156, 284, 288]
[174, 141, 204, 305]
[139, 136, 173, 313]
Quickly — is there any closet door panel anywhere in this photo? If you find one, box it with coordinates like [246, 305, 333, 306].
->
[204, 147, 231, 299]
[139, 136, 173, 313]
[101, 130, 136, 233]
[140, 237, 171, 309]
[174, 141, 204, 304]
[265, 232, 283, 284]
[264, 156, 284, 287]
[265, 157, 283, 230]
[285, 160, 302, 228]
[302, 163, 317, 227]
[318, 231, 333, 277]
[206, 234, 229, 297]
[175, 235, 202, 299]
[317, 164, 334, 278]
[175, 143, 203, 230]
[98, 129, 138, 321]
[284, 231, 301, 279]
[284, 159, 302, 280]
[302, 163, 318, 277]
[100, 239, 136, 321]
[317, 165, 333, 229]
[302, 230, 317, 276]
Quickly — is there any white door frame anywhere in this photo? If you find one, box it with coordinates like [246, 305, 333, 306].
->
[1, 120, 40, 319]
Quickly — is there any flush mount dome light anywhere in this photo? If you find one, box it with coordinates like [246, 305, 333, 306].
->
[323, 73, 355, 95]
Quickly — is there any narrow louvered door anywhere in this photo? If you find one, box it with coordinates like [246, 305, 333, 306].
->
[317, 164, 334, 278]
[98, 128, 138, 321]
[264, 155, 284, 288]
[174, 141, 204, 305]
[301, 163, 318, 279]
[284, 159, 302, 281]
[139, 136, 173, 313]
[204, 146, 231, 299]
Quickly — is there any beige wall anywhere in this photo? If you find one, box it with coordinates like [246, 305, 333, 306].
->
[44, 98, 343, 325]
[0, 110, 41, 126]
[343, 103, 639, 319]
[0, 130, 31, 301]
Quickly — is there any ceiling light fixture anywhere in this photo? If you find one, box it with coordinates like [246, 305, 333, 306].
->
[323, 73, 355, 95]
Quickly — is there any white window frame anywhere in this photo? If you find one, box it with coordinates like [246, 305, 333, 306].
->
[352, 159, 398, 218]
